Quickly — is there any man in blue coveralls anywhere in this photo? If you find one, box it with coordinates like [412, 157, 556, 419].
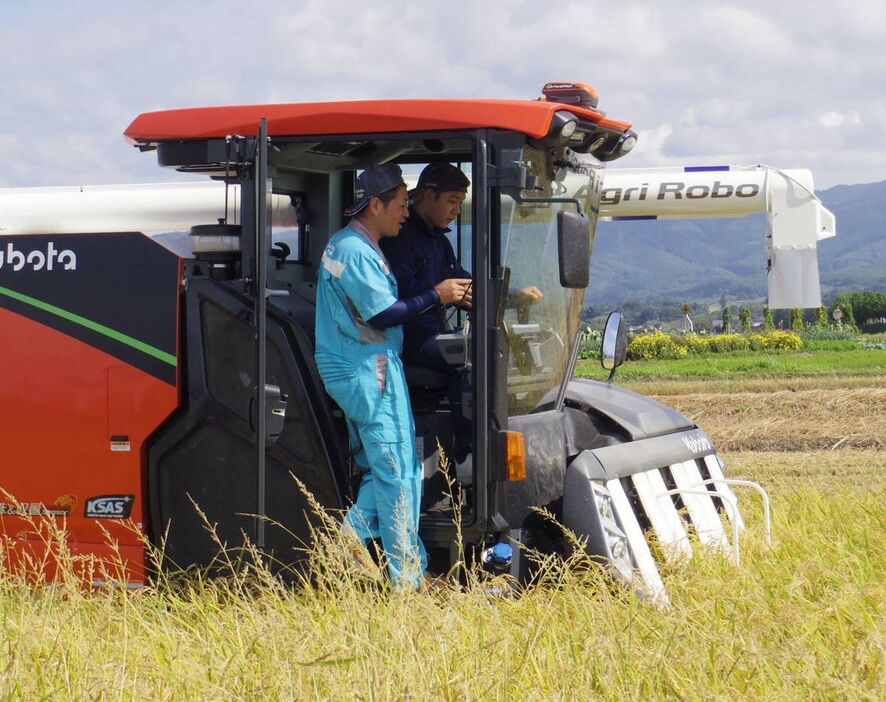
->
[315, 164, 470, 589]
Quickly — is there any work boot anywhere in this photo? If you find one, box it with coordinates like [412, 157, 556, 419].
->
[344, 537, 384, 584]
[420, 573, 450, 593]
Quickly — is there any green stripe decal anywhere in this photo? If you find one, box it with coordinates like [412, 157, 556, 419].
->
[0, 285, 177, 367]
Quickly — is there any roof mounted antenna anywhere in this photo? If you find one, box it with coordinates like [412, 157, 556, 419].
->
[223, 135, 234, 224]
[222, 134, 248, 224]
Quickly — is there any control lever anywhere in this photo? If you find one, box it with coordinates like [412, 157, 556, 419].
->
[435, 327, 470, 367]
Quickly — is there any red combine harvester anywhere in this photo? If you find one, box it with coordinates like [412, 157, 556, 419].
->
[1, 83, 770, 598]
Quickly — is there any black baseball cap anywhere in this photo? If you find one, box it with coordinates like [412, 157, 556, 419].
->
[344, 164, 406, 217]
[411, 162, 471, 195]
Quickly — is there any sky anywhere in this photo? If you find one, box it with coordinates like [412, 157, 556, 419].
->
[1, 0, 883, 189]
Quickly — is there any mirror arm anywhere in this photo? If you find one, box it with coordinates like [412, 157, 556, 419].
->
[555, 329, 584, 412]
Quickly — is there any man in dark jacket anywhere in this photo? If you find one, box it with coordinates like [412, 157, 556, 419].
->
[380, 163, 474, 370]
[383, 162, 543, 369]
[381, 163, 541, 470]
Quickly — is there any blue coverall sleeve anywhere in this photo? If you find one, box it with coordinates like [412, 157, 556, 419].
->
[338, 252, 398, 321]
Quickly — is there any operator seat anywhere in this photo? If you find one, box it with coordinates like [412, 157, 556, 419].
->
[404, 365, 449, 388]
[403, 364, 449, 414]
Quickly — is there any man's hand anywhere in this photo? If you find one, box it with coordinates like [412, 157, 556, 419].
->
[434, 278, 473, 307]
[515, 286, 543, 305]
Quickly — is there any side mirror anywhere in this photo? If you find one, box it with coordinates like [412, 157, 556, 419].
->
[557, 209, 590, 288]
[601, 311, 628, 377]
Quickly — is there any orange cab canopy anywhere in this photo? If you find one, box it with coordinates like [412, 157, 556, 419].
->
[124, 98, 632, 146]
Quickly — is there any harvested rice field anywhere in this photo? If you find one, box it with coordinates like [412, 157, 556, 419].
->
[653, 384, 886, 451]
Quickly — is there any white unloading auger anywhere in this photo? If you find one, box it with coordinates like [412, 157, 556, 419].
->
[1, 165, 834, 310]
[597, 165, 836, 309]
[1, 182, 248, 233]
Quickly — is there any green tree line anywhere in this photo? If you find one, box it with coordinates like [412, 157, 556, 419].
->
[834, 291, 886, 328]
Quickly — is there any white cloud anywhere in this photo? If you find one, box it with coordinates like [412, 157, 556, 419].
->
[0, 0, 884, 188]
[820, 111, 862, 128]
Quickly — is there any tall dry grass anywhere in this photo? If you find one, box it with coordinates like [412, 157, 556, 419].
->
[725, 448, 886, 494]
[1, 449, 884, 700]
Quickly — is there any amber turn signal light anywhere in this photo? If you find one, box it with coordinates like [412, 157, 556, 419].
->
[505, 431, 527, 481]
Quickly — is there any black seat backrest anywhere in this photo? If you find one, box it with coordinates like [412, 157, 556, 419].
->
[404, 364, 449, 390]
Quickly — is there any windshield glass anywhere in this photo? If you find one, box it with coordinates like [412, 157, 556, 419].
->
[500, 145, 602, 417]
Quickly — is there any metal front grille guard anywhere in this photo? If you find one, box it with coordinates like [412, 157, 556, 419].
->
[688, 477, 773, 545]
[655, 477, 772, 566]
[563, 441, 772, 603]
[656, 488, 741, 564]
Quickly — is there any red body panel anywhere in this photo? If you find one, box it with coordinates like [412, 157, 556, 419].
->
[124, 99, 632, 144]
[0, 307, 180, 584]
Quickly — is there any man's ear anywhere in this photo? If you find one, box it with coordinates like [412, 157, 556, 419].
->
[366, 196, 383, 216]
[413, 188, 430, 208]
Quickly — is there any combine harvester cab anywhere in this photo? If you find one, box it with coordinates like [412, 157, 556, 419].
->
[0, 83, 824, 597]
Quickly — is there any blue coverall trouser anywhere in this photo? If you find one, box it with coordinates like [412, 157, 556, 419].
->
[317, 350, 428, 588]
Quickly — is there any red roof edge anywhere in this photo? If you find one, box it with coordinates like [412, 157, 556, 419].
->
[124, 98, 632, 145]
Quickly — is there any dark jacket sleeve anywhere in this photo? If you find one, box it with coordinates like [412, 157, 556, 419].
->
[368, 289, 441, 329]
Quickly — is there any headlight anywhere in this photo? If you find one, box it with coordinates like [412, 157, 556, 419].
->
[560, 119, 578, 139]
[592, 482, 633, 571]
[588, 135, 606, 151]
[609, 536, 627, 560]
[620, 135, 637, 154]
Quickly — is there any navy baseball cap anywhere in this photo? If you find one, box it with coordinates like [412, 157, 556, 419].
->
[411, 162, 470, 195]
[344, 164, 406, 217]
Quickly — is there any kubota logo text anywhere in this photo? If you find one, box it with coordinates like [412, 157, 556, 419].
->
[0, 242, 77, 271]
[682, 433, 713, 455]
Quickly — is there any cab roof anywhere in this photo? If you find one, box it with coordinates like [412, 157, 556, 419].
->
[124, 98, 631, 146]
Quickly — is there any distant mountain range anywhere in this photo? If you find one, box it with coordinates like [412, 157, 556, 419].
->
[587, 178, 886, 308]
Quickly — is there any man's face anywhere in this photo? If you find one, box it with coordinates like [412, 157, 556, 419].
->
[377, 186, 409, 237]
[417, 189, 467, 230]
